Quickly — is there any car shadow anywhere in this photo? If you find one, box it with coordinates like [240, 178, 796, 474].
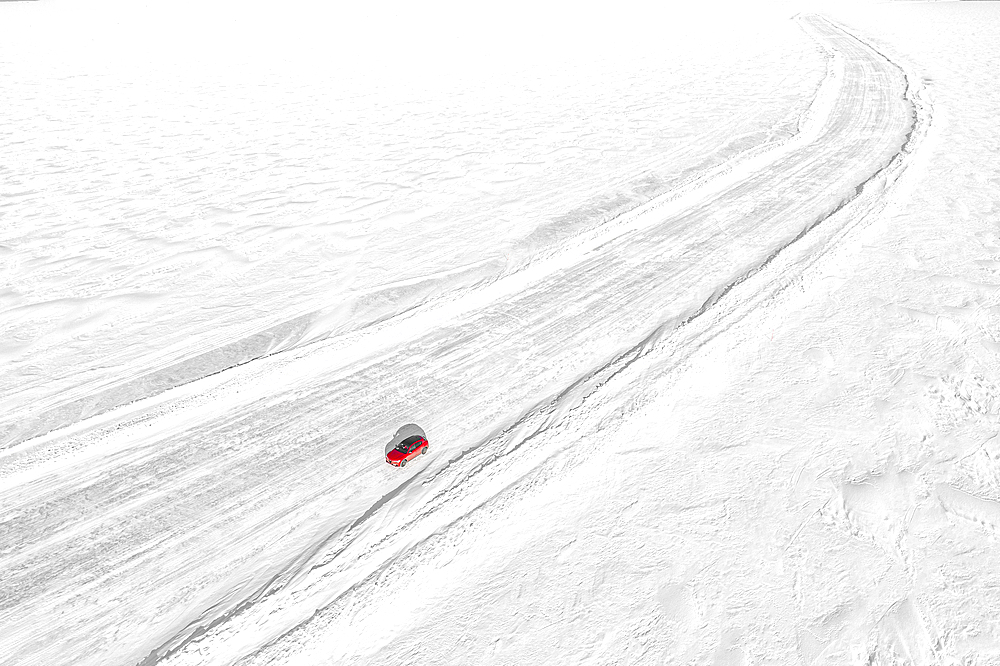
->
[384, 423, 426, 457]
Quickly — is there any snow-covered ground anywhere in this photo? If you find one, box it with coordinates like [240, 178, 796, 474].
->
[0, 0, 824, 448]
[2, 1, 999, 664]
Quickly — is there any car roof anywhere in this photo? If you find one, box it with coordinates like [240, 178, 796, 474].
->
[401, 434, 424, 445]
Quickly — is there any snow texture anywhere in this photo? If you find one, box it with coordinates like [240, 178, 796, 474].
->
[2, 0, 1000, 664]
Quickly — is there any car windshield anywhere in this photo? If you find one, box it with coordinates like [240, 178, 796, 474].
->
[396, 436, 422, 451]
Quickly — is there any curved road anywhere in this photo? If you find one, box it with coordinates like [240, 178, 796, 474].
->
[0, 15, 916, 666]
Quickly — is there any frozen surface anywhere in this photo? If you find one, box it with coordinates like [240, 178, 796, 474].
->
[3, 1, 1000, 665]
[0, 1, 824, 447]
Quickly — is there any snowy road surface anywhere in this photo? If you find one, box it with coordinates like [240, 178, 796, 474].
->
[0, 12, 927, 666]
[0, 2, 824, 451]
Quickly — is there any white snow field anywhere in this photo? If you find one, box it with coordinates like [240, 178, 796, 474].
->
[2, 0, 1000, 664]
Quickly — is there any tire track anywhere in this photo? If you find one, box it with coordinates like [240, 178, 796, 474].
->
[0, 13, 923, 666]
[145, 14, 930, 666]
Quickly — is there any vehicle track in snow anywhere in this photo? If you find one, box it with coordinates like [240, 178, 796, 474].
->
[174, 15, 932, 666]
[0, 14, 925, 666]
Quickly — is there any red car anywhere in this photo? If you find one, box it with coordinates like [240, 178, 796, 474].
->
[386, 435, 428, 467]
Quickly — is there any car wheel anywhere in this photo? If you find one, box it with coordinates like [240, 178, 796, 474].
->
[400, 458, 407, 468]
[421, 446, 428, 455]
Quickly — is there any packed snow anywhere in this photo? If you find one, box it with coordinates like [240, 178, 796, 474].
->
[2, 0, 999, 664]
